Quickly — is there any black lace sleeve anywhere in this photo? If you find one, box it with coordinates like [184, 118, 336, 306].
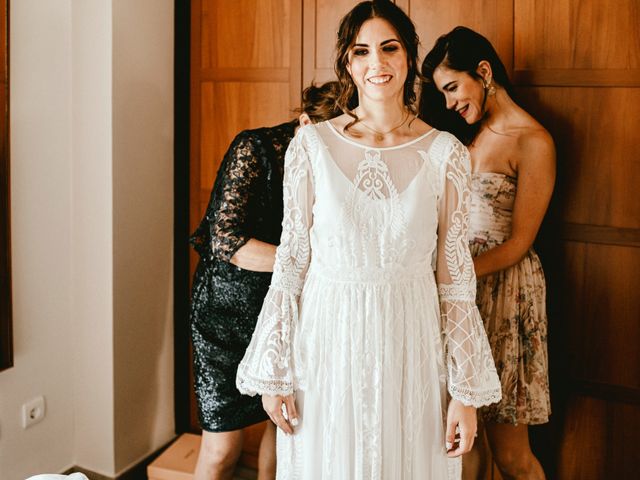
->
[191, 132, 265, 263]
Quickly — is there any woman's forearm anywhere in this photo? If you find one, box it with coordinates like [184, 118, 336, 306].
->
[473, 239, 529, 278]
[230, 238, 277, 272]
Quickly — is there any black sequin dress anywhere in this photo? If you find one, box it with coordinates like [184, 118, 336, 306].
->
[189, 120, 297, 432]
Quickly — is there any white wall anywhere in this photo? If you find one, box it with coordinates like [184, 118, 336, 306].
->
[0, 1, 76, 478]
[0, 1, 175, 478]
[71, 0, 116, 474]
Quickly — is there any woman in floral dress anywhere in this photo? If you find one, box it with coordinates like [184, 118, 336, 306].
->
[421, 26, 555, 480]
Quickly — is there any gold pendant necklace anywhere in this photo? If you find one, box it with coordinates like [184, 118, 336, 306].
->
[360, 112, 411, 142]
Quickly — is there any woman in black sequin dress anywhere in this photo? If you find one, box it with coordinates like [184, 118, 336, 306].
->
[189, 82, 340, 480]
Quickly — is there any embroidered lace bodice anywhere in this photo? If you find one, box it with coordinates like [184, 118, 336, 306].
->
[237, 121, 501, 408]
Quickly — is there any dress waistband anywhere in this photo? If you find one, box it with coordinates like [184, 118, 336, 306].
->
[307, 261, 434, 285]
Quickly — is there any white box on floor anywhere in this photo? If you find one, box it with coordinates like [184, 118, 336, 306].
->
[147, 433, 201, 480]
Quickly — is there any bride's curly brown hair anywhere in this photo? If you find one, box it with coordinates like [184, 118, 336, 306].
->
[334, 0, 420, 134]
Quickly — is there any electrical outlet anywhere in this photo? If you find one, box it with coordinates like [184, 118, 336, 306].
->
[22, 396, 46, 429]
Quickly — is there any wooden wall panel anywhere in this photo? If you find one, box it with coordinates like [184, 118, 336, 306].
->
[557, 396, 640, 480]
[516, 87, 640, 229]
[199, 81, 292, 191]
[410, 0, 514, 72]
[515, 0, 640, 70]
[513, 2, 640, 478]
[514, 0, 640, 86]
[304, 0, 516, 86]
[557, 396, 607, 480]
[514, 68, 640, 87]
[560, 223, 640, 248]
[315, 0, 355, 69]
[302, 0, 355, 84]
[562, 242, 640, 389]
[201, 0, 291, 69]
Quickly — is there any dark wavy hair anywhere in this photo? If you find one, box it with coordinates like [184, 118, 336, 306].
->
[420, 26, 514, 145]
[334, 0, 420, 132]
[297, 81, 342, 123]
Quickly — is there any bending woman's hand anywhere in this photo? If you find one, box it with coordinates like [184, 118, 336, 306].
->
[230, 239, 277, 272]
[445, 399, 477, 457]
[262, 394, 299, 435]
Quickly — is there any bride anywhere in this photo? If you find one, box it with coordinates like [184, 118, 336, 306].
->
[236, 1, 501, 478]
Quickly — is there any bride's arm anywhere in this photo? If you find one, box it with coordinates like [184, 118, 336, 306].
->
[236, 127, 315, 433]
[433, 134, 502, 456]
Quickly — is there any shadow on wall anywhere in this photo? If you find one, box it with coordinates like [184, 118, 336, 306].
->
[518, 88, 574, 478]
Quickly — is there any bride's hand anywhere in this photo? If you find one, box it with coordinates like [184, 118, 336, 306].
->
[262, 394, 299, 435]
[445, 399, 477, 457]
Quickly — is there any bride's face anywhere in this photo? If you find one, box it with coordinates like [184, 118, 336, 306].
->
[346, 17, 408, 104]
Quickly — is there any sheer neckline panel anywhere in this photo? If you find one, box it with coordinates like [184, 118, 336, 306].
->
[312, 123, 443, 197]
[325, 119, 436, 150]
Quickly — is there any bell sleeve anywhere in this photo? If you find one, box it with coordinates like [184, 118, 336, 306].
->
[236, 128, 314, 396]
[434, 134, 502, 407]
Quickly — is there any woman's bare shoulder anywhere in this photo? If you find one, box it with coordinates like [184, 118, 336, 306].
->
[516, 122, 554, 159]
[512, 108, 553, 149]
[512, 121, 555, 177]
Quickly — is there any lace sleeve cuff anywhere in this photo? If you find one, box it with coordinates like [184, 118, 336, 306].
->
[448, 384, 503, 408]
[236, 287, 300, 397]
[442, 299, 502, 408]
[438, 284, 476, 302]
[236, 372, 294, 397]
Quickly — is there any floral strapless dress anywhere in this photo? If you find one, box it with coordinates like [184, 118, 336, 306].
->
[469, 173, 551, 425]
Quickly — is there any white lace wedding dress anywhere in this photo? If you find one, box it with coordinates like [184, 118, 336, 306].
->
[236, 121, 501, 479]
